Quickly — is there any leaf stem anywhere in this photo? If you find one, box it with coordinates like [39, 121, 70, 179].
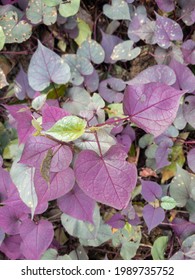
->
[93, 116, 130, 128]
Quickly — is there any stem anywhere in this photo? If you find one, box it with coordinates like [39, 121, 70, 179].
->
[0, 50, 29, 55]
[93, 116, 131, 128]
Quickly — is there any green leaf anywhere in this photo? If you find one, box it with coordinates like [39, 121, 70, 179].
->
[0, 26, 5, 50]
[103, 0, 130, 20]
[111, 40, 141, 62]
[26, 0, 57, 26]
[45, 116, 87, 142]
[74, 19, 92, 46]
[59, 0, 80, 18]
[61, 204, 100, 240]
[151, 236, 169, 260]
[77, 39, 105, 64]
[10, 159, 38, 217]
[0, 11, 32, 44]
[170, 165, 195, 207]
[43, 0, 61, 6]
[161, 196, 177, 210]
[31, 94, 47, 110]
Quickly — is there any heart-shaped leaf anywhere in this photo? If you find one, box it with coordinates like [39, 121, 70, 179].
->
[111, 40, 141, 61]
[0, 11, 32, 43]
[58, 183, 96, 223]
[143, 204, 165, 233]
[161, 196, 177, 210]
[123, 82, 185, 137]
[28, 40, 71, 91]
[26, 0, 57, 25]
[19, 219, 54, 260]
[154, 13, 183, 49]
[155, 0, 175, 12]
[103, 0, 131, 20]
[141, 180, 162, 202]
[126, 65, 176, 86]
[99, 77, 126, 103]
[77, 39, 105, 64]
[45, 115, 87, 142]
[59, 0, 80, 18]
[63, 54, 93, 85]
[14, 66, 35, 100]
[74, 145, 137, 209]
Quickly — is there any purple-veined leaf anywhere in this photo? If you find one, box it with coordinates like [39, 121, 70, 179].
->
[169, 59, 195, 93]
[98, 77, 126, 103]
[0, 205, 27, 235]
[155, 0, 175, 12]
[0, 235, 23, 260]
[126, 65, 176, 86]
[103, 0, 130, 21]
[154, 13, 183, 49]
[74, 129, 116, 156]
[182, 40, 195, 65]
[5, 105, 35, 144]
[28, 40, 70, 91]
[101, 30, 123, 64]
[14, 66, 35, 100]
[141, 180, 162, 202]
[34, 167, 75, 203]
[42, 103, 70, 130]
[19, 136, 72, 172]
[19, 219, 54, 260]
[143, 204, 165, 233]
[123, 82, 185, 137]
[57, 183, 96, 223]
[187, 148, 195, 173]
[116, 134, 132, 153]
[74, 145, 137, 210]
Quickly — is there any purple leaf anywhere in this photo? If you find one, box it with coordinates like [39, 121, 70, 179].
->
[106, 213, 125, 229]
[14, 66, 35, 100]
[42, 104, 70, 130]
[123, 82, 185, 137]
[19, 219, 54, 260]
[154, 13, 183, 49]
[20, 136, 72, 172]
[126, 65, 176, 86]
[171, 218, 195, 241]
[187, 148, 195, 173]
[141, 180, 162, 202]
[83, 69, 99, 92]
[34, 168, 75, 203]
[116, 134, 132, 153]
[98, 77, 126, 103]
[155, 0, 175, 12]
[182, 40, 195, 65]
[169, 59, 195, 93]
[5, 105, 35, 144]
[58, 183, 96, 224]
[179, 0, 195, 26]
[28, 40, 70, 91]
[74, 145, 137, 210]
[155, 140, 172, 169]
[101, 30, 123, 64]
[0, 205, 27, 235]
[143, 205, 165, 233]
[0, 235, 23, 260]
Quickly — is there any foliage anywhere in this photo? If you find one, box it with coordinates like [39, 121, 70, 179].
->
[0, 0, 195, 260]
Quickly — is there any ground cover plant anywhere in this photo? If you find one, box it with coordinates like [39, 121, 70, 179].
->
[0, 0, 195, 260]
